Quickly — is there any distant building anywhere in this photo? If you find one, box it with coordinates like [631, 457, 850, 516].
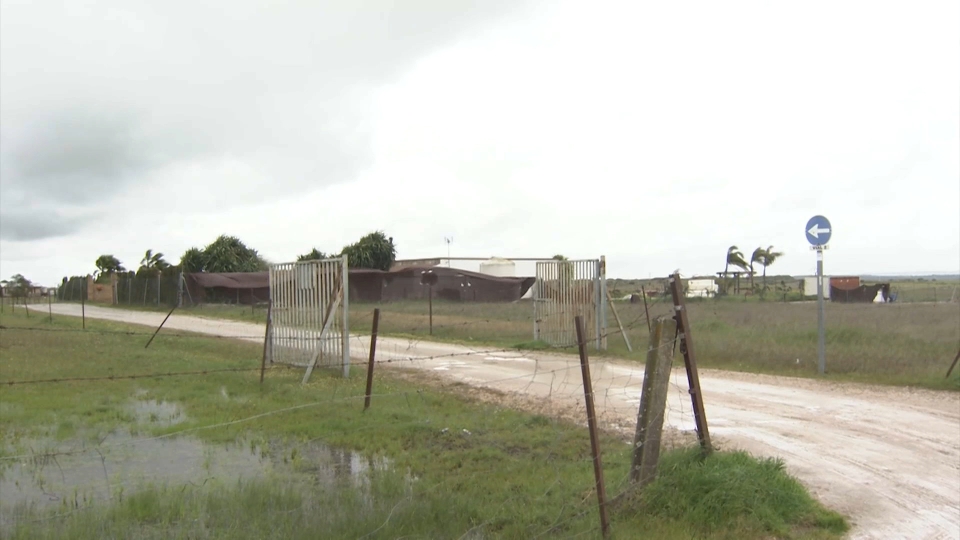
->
[799, 276, 831, 299]
[686, 278, 718, 298]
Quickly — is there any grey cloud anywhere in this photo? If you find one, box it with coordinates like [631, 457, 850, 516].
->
[3, 107, 160, 202]
[0, 0, 539, 240]
[0, 209, 90, 242]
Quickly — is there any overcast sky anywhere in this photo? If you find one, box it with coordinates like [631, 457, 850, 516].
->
[2, 0, 958, 286]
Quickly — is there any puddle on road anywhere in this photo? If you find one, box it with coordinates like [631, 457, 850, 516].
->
[0, 429, 392, 519]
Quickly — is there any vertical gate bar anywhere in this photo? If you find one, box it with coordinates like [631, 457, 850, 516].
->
[319, 262, 326, 363]
[561, 260, 565, 345]
[341, 253, 350, 377]
[321, 262, 329, 364]
[303, 263, 310, 365]
[601, 255, 607, 350]
[297, 263, 305, 365]
[595, 258, 602, 350]
[278, 264, 285, 365]
[317, 262, 324, 365]
[306, 263, 314, 365]
[271, 265, 279, 365]
[533, 263, 540, 342]
[326, 261, 333, 364]
[284, 263, 292, 365]
[279, 264, 286, 365]
[324, 262, 330, 365]
[311, 262, 316, 363]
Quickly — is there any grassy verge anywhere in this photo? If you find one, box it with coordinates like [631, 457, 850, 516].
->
[97, 296, 960, 391]
[0, 311, 846, 539]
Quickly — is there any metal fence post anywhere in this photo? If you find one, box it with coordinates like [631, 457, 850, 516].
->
[341, 253, 350, 378]
[260, 301, 273, 383]
[575, 315, 610, 538]
[364, 308, 381, 411]
[532, 273, 540, 342]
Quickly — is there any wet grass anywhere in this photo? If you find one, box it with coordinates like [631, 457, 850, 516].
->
[114, 295, 960, 391]
[0, 311, 846, 539]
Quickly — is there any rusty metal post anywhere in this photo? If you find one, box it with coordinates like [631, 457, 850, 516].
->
[575, 315, 610, 538]
[145, 304, 177, 348]
[428, 285, 433, 335]
[364, 308, 381, 411]
[668, 272, 712, 455]
[81, 284, 85, 329]
[48, 293, 52, 322]
[260, 302, 273, 384]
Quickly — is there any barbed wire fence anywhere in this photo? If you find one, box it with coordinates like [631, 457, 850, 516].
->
[0, 296, 707, 538]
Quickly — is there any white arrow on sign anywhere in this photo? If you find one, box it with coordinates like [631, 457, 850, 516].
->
[807, 223, 831, 239]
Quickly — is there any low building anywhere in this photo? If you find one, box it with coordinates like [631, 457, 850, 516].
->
[686, 278, 718, 298]
[800, 276, 831, 299]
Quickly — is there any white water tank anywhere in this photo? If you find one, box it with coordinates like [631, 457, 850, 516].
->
[479, 257, 516, 277]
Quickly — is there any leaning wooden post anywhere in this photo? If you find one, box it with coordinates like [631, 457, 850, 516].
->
[946, 348, 960, 379]
[575, 315, 610, 538]
[260, 302, 273, 384]
[668, 272, 712, 455]
[631, 316, 677, 486]
[605, 288, 632, 352]
[363, 308, 381, 411]
[640, 286, 651, 333]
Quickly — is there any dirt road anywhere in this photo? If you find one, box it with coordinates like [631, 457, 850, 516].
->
[27, 304, 960, 539]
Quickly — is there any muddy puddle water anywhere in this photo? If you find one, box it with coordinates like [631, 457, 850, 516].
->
[0, 405, 391, 519]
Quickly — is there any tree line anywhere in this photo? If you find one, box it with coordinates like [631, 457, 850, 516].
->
[89, 231, 398, 283]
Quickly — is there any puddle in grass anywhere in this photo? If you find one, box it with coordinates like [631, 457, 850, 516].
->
[0, 419, 393, 521]
[130, 399, 187, 427]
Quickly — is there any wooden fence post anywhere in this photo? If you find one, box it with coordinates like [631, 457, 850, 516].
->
[631, 316, 677, 486]
[641, 286, 651, 333]
[575, 315, 610, 538]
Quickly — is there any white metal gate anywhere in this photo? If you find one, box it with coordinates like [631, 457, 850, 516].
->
[267, 257, 350, 378]
[533, 257, 607, 350]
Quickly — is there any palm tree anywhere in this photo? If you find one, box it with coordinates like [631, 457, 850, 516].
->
[139, 249, 170, 304]
[724, 246, 749, 294]
[757, 245, 784, 290]
[139, 249, 169, 276]
[750, 247, 766, 291]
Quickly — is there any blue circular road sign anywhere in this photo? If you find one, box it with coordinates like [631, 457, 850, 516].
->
[805, 215, 832, 246]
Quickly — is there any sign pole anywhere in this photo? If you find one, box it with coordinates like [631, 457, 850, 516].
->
[817, 248, 826, 374]
[805, 214, 832, 376]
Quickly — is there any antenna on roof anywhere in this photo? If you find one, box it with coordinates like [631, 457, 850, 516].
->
[444, 237, 453, 267]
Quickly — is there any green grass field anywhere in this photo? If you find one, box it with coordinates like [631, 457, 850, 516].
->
[0, 311, 847, 539]
[100, 290, 960, 391]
